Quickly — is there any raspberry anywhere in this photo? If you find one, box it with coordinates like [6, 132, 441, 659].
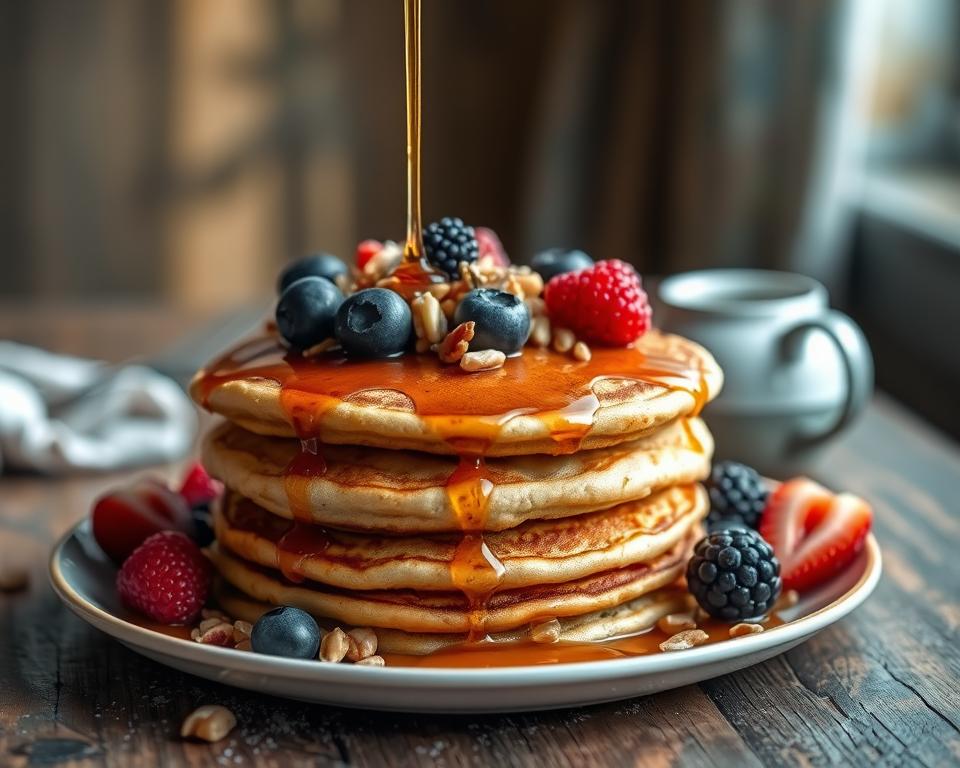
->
[543, 259, 651, 345]
[117, 531, 212, 625]
[355, 239, 382, 271]
[178, 462, 224, 509]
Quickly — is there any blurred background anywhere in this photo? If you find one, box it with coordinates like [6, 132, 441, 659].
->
[0, 0, 958, 436]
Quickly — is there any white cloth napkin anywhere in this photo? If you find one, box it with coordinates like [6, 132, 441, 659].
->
[0, 342, 196, 473]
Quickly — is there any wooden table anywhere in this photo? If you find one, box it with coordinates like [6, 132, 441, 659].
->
[2, 305, 959, 767]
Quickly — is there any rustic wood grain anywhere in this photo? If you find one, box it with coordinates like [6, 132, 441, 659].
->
[1, 305, 958, 767]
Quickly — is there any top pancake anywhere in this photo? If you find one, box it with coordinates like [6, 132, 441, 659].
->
[191, 329, 722, 456]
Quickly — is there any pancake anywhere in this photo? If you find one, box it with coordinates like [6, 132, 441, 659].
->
[214, 579, 693, 656]
[207, 534, 693, 634]
[213, 484, 707, 591]
[191, 329, 723, 456]
[203, 418, 713, 532]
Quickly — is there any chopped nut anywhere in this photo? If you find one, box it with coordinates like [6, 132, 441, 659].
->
[552, 328, 575, 353]
[0, 566, 29, 593]
[525, 297, 546, 317]
[529, 316, 551, 348]
[302, 337, 338, 358]
[659, 629, 709, 652]
[195, 622, 234, 647]
[436, 321, 474, 363]
[190, 628, 201, 641]
[657, 612, 697, 634]
[572, 341, 592, 362]
[234, 639, 252, 652]
[529, 618, 562, 644]
[411, 292, 447, 344]
[514, 271, 543, 298]
[355, 655, 385, 667]
[458, 260, 482, 289]
[426, 282, 451, 301]
[232, 620, 252, 643]
[729, 622, 764, 638]
[782, 590, 800, 607]
[180, 705, 236, 743]
[198, 617, 224, 634]
[346, 627, 378, 661]
[319, 627, 350, 663]
[505, 274, 526, 300]
[460, 349, 506, 373]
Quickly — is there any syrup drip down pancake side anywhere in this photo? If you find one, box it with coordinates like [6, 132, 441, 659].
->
[207, 533, 694, 635]
[213, 484, 707, 591]
[203, 418, 713, 532]
[191, 329, 722, 456]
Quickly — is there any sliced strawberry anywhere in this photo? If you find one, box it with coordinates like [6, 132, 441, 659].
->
[178, 462, 224, 509]
[92, 478, 194, 564]
[475, 227, 510, 268]
[355, 239, 383, 270]
[759, 478, 872, 592]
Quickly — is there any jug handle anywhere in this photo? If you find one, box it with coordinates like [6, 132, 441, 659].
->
[781, 310, 874, 447]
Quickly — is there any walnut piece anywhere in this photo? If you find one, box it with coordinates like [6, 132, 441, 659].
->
[659, 629, 709, 652]
[436, 321, 475, 363]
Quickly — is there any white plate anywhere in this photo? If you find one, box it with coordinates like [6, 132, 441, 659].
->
[50, 519, 881, 713]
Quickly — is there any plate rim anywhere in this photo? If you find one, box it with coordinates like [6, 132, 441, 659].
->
[49, 520, 881, 688]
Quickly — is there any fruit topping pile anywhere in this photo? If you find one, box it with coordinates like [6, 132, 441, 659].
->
[272, 222, 654, 370]
[687, 460, 873, 625]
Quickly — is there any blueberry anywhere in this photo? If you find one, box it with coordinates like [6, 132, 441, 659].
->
[250, 606, 321, 659]
[335, 288, 413, 358]
[454, 288, 531, 354]
[277, 252, 348, 293]
[530, 248, 593, 282]
[276, 276, 344, 350]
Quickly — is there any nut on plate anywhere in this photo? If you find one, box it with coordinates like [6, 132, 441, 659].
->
[659, 629, 709, 652]
[460, 349, 506, 373]
[346, 627, 378, 662]
[319, 627, 350, 663]
[180, 705, 236, 743]
[729, 622, 764, 638]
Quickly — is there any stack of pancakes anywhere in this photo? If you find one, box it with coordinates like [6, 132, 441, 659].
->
[192, 329, 723, 655]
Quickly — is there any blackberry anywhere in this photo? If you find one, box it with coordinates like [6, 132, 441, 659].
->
[423, 217, 479, 278]
[706, 460, 769, 530]
[686, 529, 782, 621]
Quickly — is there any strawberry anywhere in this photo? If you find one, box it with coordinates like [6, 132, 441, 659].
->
[178, 462, 223, 509]
[92, 479, 194, 564]
[759, 478, 872, 592]
[543, 259, 652, 346]
[355, 239, 383, 271]
[475, 227, 510, 268]
[117, 531, 212, 625]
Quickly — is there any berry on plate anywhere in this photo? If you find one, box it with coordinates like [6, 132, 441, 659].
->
[276, 276, 344, 351]
[92, 479, 194, 564]
[759, 478, 872, 593]
[116, 531, 212, 625]
[706, 461, 769, 530]
[250, 606, 321, 659]
[475, 227, 509, 268]
[277, 252, 348, 293]
[335, 287, 413, 358]
[531, 248, 593, 282]
[686, 529, 782, 621]
[423, 217, 479, 278]
[179, 462, 223, 509]
[454, 288, 531, 355]
[543, 259, 652, 346]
